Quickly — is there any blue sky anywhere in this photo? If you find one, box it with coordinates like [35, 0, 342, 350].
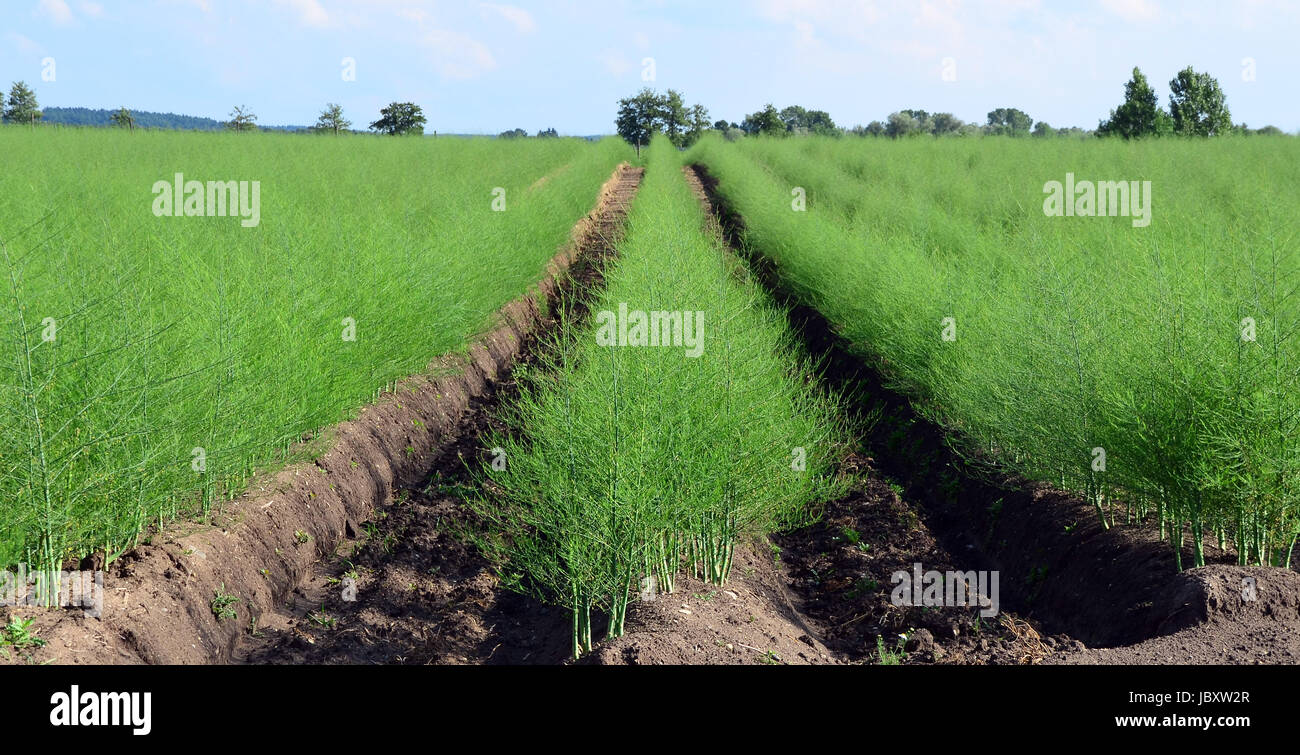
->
[4, 0, 1298, 134]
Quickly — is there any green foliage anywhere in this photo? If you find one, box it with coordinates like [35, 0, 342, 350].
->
[985, 107, 1033, 137]
[779, 106, 839, 136]
[476, 138, 845, 657]
[886, 111, 923, 138]
[0, 129, 630, 572]
[1169, 66, 1232, 137]
[313, 103, 350, 135]
[4, 81, 41, 124]
[741, 104, 785, 137]
[41, 106, 230, 130]
[369, 102, 426, 135]
[109, 107, 135, 130]
[226, 105, 257, 132]
[689, 134, 1300, 572]
[1, 616, 46, 648]
[615, 89, 709, 151]
[210, 585, 239, 620]
[616, 88, 665, 152]
[877, 635, 906, 665]
[1097, 67, 1164, 139]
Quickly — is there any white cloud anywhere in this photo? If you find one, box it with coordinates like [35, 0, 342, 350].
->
[424, 28, 496, 79]
[480, 3, 535, 34]
[598, 49, 631, 76]
[759, 0, 882, 42]
[275, 0, 331, 27]
[35, 0, 74, 24]
[1099, 0, 1159, 23]
[7, 32, 45, 54]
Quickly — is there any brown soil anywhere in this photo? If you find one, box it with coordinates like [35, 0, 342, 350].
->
[583, 539, 838, 665]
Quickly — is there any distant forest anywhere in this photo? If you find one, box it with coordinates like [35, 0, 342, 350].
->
[42, 107, 307, 131]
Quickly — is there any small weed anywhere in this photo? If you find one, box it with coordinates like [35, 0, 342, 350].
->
[308, 607, 337, 629]
[877, 635, 907, 665]
[1, 617, 46, 649]
[847, 575, 879, 599]
[211, 585, 239, 621]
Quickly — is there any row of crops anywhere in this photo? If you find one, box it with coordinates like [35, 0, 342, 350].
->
[688, 134, 1300, 570]
[0, 128, 629, 572]
[475, 139, 844, 657]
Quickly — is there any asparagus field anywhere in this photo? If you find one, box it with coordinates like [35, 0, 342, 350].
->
[5, 127, 1300, 671]
[688, 134, 1300, 571]
[0, 128, 629, 573]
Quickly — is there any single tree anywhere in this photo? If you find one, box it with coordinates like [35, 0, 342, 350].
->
[1097, 67, 1163, 139]
[226, 105, 257, 131]
[615, 88, 667, 155]
[864, 121, 886, 137]
[1168, 66, 1232, 137]
[314, 103, 351, 135]
[1033, 121, 1056, 138]
[4, 81, 42, 125]
[369, 102, 427, 135]
[536, 127, 559, 138]
[109, 106, 135, 131]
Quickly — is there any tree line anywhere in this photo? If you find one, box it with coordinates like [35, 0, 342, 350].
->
[3, 65, 1290, 140]
[615, 65, 1288, 149]
[1, 82, 438, 137]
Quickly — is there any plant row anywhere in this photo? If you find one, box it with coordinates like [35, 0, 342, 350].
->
[475, 138, 844, 657]
[689, 134, 1300, 570]
[0, 128, 630, 573]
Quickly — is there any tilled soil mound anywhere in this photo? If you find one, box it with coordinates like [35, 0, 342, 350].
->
[583, 540, 838, 665]
[1052, 566, 1300, 664]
